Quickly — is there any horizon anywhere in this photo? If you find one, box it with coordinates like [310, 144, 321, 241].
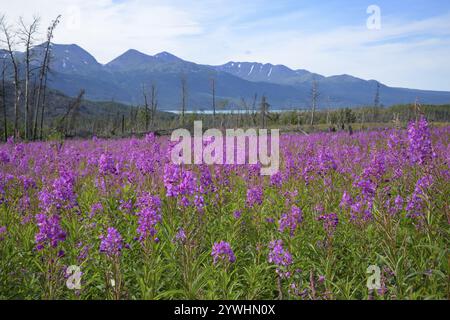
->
[1, 0, 450, 91]
[15, 40, 449, 93]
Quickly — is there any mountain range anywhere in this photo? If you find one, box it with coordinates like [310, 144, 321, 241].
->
[2, 42, 450, 111]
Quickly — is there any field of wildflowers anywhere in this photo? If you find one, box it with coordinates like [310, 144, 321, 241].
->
[0, 116, 448, 299]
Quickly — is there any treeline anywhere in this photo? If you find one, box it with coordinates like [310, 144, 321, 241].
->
[273, 104, 450, 127]
[0, 81, 176, 139]
[0, 14, 61, 141]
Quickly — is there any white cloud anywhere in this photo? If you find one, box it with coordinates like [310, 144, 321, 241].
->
[1, 0, 202, 62]
[1, 0, 449, 90]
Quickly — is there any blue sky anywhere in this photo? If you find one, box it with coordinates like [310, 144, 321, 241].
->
[2, 0, 450, 90]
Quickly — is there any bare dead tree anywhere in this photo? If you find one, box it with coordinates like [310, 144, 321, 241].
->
[128, 108, 133, 135]
[121, 114, 125, 135]
[58, 89, 85, 136]
[92, 119, 97, 136]
[150, 83, 157, 129]
[260, 95, 270, 128]
[180, 75, 187, 126]
[360, 109, 365, 131]
[374, 81, 380, 108]
[18, 15, 40, 140]
[129, 107, 138, 134]
[142, 83, 149, 131]
[1, 15, 21, 138]
[33, 14, 61, 140]
[251, 93, 257, 125]
[325, 96, 331, 126]
[39, 60, 52, 140]
[240, 97, 248, 126]
[211, 77, 216, 125]
[1, 60, 7, 141]
[67, 92, 83, 137]
[310, 78, 320, 126]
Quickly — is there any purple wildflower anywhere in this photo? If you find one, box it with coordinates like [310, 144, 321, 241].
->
[34, 214, 66, 250]
[174, 228, 186, 243]
[270, 171, 283, 188]
[246, 186, 263, 208]
[316, 212, 339, 237]
[233, 210, 242, 219]
[89, 202, 103, 218]
[406, 175, 433, 224]
[136, 193, 162, 242]
[98, 153, 117, 175]
[99, 227, 123, 257]
[0, 226, 6, 241]
[211, 241, 236, 264]
[278, 205, 303, 236]
[38, 168, 78, 214]
[407, 116, 433, 165]
[340, 191, 353, 208]
[268, 240, 293, 267]
[163, 164, 197, 198]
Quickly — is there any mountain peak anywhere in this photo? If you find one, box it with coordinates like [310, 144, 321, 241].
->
[30, 42, 101, 73]
[154, 51, 182, 62]
[106, 49, 155, 70]
[122, 48, 148, 57]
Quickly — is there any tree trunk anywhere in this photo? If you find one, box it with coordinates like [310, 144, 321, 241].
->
[1, 65, 6, 141]
[39, 72, 48, 140]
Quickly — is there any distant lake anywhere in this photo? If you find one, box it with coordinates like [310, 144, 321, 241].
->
[164, 109, 304, 114]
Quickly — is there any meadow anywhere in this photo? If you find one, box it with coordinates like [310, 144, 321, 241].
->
[0, 116, 448, 300]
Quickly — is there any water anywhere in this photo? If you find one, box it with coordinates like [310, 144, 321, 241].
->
[164, 109, 303, 114]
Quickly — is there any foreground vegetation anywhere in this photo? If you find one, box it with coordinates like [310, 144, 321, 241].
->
[0, 116, 448, 300]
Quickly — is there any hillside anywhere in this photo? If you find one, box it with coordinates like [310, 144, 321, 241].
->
[2, 43, 450, 110]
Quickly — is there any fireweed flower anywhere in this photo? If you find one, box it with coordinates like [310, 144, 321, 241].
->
[194, 194, 205, 212]
[179, 170, 197, 195]
[406, 175, 433, 224]
[316, 147, 337, 175]
[163, 164, 197, 198]
[136, 194, 162, 243]
[246, 186, 263, 208]
[136, 208, 161, 243]
[174, 228, 186, 243]
[407, 116, 433, 165]
[136, 193, 161, 212]
[119, 199, 134, 214]
[38, 170, 77, 213]
[270, 171, 283, 188]
[163, 164, 181, 197]
[385, 195, 403, 216]
[34, 214, 66, 250]
[211, 241, 236, 264]
[78, 246, 89, 261]
[198, 165, 215, 194]
[99, 227, 123, 257]
[354, 178, 377, 199]
[278, 205, 303, 236]
[350, 197, 373, 222]
[339, 191, 353, 208]
[0, 150, 9, 164]
[89, 202, 103, 218]
[0, 226, 6, 241]
[316, 213, 339, 237]
[98, 153, 117, 175]
[362, 151, 387, 181]
[20, 175, 36, 191]
[314, 203, 325, 215]
[268, 240, 293, 267]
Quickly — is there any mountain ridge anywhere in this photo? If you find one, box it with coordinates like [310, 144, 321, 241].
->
[1, 42, 449, 110]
